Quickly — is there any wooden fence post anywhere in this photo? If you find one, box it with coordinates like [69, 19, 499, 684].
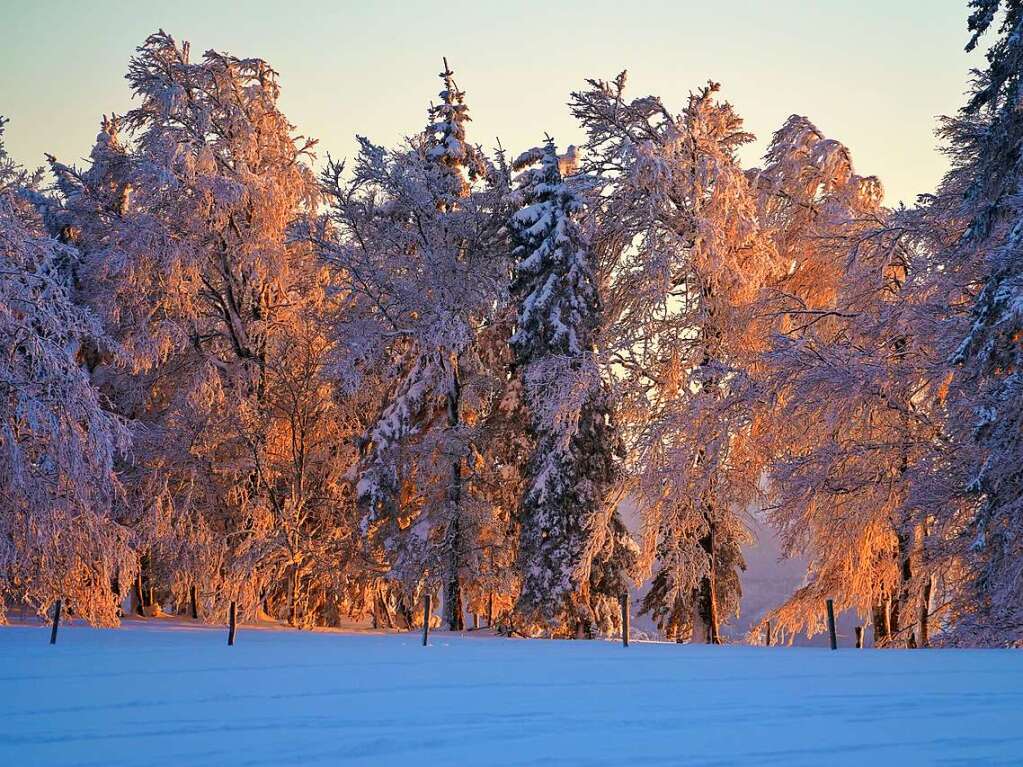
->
[49, 599, 62, 645]
[826, 599, 838, 650]
[227, 601, 237, 646]
[621, 593, 630, 647]
[855, 625, 864, 649]
[422, 593, 432, 647]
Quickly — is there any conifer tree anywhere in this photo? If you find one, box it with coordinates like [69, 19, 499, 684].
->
[934, 0, 1023, 645]
[509, 139, 637, 636]
[320, 61, 508, 631]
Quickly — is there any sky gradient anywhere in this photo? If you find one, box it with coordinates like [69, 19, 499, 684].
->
[0, 0, 985, 206]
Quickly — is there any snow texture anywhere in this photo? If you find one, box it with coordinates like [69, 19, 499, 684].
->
[1, 622, 1021, 766]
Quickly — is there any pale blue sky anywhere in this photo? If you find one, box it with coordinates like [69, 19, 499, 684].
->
[0, 0, 984, 205]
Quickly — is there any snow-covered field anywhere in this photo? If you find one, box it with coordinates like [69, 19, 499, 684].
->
[1, 622, 1021, 766]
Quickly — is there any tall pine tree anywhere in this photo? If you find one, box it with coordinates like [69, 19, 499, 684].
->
[510, 139, 636, 636]
[323, 60, 506, 631]
[937, 0, 1023, 645]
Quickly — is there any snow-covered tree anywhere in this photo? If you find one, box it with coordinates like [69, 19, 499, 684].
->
[932, 0, 1023, 646]
[0, 118, 134, 625]
[745, 115, 943, 646]
[46, 32, 359, 625]
[508, 139, 638, 636]
[318, 61, 511, 631]
[571, 76, 778, 642]
[13, 21, 1020, 649]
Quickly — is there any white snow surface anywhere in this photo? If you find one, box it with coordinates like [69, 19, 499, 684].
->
[2, 621, 1021, 766]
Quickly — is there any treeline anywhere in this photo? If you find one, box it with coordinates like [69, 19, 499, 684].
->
[2, 1, 1022, 646]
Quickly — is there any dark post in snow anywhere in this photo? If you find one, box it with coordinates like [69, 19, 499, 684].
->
[227, 601, 237, 646]
[855, 625, 864, 649]
[49, 599, 62, 645]
[620, 593, 630, 647]
[765, 621, 772, 647]
[487, 593, 494, 628]
[189, 584, 199, 620]
[422, 593, 432, 647]
[826, 599, 838, 650]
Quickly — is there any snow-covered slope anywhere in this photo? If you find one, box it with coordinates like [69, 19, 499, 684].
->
[1, 622, 1020, 766]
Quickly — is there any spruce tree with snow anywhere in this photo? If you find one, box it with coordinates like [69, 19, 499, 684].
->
[931, 0, 1023, 646]
[509, 139, 637, 636]
[319, 61, 510, 631]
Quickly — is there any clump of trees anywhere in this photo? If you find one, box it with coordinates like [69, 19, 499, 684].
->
[3, 1, 1022, 646]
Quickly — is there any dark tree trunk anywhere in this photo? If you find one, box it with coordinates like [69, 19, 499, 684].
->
[913, 522, 931, 648]
[872, 597, 891, 647]
[397, 595, 415, 630]
[379, 589, 396, 629]
[697, 515, 721, 644]
[422, 593, 432, 646]
[895, 528, 913, 647]
[693, 283, 722, 646]
[443, 353, 465, 632]
[826, 599, 838, 650]
[142, 553, 156, 613]
[917, 575, 933, 649]
[112, 572, 123, 617]
[444, 516, 464, 631]
[577, 614, 594, 640]
[134, 572, 145, 616]
[620, 593, 630, 647]
[227, 601, 237, 646]
[286, 566, 301, 627]
[189, 584, 199, 620]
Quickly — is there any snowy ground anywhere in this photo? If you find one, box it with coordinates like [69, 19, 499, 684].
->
[2, 622, 1021, 766]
